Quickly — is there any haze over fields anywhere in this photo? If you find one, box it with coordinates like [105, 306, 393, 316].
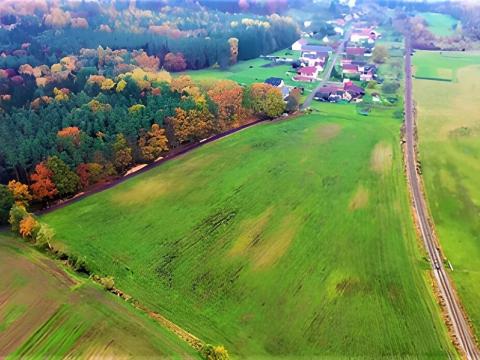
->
[1, 0, 480, 358]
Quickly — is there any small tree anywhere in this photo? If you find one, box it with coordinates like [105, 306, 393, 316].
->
[19, 215, 39, 239]
[382, 81, 400, 94]
[113, 134, 133, 173]
[8, 204, 28, 233]
[35, 223, 55, 249]
[372, 45, 389, 64]
[7, 180, 32, 206]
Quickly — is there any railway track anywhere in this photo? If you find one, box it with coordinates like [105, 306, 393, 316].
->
[403, 37, 479, 360]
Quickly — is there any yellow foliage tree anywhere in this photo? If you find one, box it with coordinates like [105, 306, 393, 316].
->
[116, 79, 127, 92]
[101, 78, 116, 91]
[138, 124, 169, 162]
[128, 104, 145, 113]
[7, 180, 32, 206]
[53, 87, 69, 102]
[51, 63, 63, 73]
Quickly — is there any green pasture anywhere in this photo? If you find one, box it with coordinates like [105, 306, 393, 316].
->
[0, 234, 198, 359]
[43, 103, 454, 357]
[181, 50, 320, 94]
[414, 51, 480, 340]
[419, 12, 458, 37]
[413, 50, 480, 81]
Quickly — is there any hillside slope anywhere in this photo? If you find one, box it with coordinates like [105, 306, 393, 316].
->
[43, 104, 455, 357]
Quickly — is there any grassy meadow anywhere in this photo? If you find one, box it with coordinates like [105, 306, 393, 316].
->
[180, 49, 320, 94]
[43, 103, 455, 357]
[0, 233, 198, 359]
[413, 51, 480, 339]
[419, 12, 459, 37]
[413, 50, 480, 82]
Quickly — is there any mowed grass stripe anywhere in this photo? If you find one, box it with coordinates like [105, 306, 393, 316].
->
[43, 103, 455, 357]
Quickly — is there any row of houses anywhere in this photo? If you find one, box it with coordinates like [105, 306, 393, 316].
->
[314, 81, 365, 103]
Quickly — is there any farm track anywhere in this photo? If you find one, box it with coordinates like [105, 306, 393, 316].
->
[404, 37, 479, 360]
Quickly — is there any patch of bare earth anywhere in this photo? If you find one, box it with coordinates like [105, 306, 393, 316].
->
[370, 142, 393, 174]
[349, 185, 369, 211]
[316, 123, 341, 143]
[252, 214, 301, 271]
[228, 207, 274, 257]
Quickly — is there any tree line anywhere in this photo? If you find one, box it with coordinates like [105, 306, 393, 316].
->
[0, 70, 301, 222]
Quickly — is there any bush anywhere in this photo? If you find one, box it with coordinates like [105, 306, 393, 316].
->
[201, 344, 229, 360]
[35, 223, 55, 249]
[69, 254, 89, 273]
[8, 204, 28, 232]
[382, 81, 400, 94]
[100, 276, 115, 290]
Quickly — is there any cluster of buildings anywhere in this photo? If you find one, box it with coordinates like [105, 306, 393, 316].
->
[291, 42, 334, 82]
[339, 24, 381, 82]
[260, 17, 383, 105]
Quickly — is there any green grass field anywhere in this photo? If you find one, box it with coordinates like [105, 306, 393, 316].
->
[42, 103, 455, 357]
[414, 51, 480, 341]
[419, 12, 459, 37]
[180, 49, 320, 94]
[413, 50, 480, 81]
[0, 233, 198, 359]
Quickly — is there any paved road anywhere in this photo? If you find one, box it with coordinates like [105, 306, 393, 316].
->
[301, 28, 352, 110]
[404, 37, 479, 360]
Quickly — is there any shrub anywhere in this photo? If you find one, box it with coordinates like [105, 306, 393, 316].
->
[35, 223, 55, 249]
[201, 344, 229, 360]
[8, 204, 28, 232]
[382, 81, 400, 94]
[100, 276, 115, 290]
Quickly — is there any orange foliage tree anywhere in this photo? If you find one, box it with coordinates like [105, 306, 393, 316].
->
[30, 163, 58, 201]
[19, 215, 39, 239]
[134, 52, 160, 72]
[168, 107, 215, 144]
[207, 80, 244, 128]
[138, 124, 169, 162]
[57, 126, 81, 146]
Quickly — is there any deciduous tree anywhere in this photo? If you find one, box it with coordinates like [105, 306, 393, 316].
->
[207, 80, 244, 128]
[113, 134, 133, 173]
[46, 156, 80, 197]
[163, 52, 187, 72]
[7, 180, 32, 206]
[372, 45, 389, 64]
[138, 124, 169, 162]
[30, 163, 58, 201]
[19, 215, 39, 239]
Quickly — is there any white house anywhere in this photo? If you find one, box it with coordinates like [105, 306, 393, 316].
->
[291, 38, 308, 51]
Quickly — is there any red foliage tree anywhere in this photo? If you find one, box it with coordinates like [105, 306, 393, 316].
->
[163, 52, 187, 72]
[30, 163, 58, 201]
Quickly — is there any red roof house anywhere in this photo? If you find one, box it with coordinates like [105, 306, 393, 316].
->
[346, 47, 365, 57]
[342, 63, 359, 74]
